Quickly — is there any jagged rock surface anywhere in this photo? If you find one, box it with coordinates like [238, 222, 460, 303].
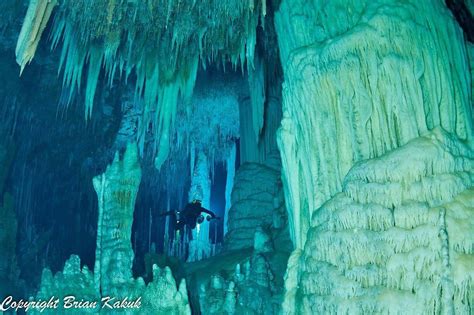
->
[33, 255, 98, 315]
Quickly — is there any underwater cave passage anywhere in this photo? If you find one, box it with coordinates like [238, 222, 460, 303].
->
[3, 0, 472, 314]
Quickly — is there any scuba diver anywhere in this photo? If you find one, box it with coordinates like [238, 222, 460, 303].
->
[160, 200, 219, 232]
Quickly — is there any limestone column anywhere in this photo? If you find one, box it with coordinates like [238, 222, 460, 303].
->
[187, 151, 211, 262]
[92, 143, 142, 295]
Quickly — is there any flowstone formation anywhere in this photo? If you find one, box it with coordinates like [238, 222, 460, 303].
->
[224, 153, 289, 252]
[31, 144, 191, 314]
[274, 0, 474, 313]
[275, 0, 473, 249]
[288, 128, 473, 314]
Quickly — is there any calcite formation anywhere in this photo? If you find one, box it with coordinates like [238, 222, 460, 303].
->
[194, 154, 291, 314]
[274, 0, 474, 313]
[16, 0, 266, 169]
[33, 256, 191, 314]
[275, 0, 473, 249]
[15, 0, 58, 73]
[284, 128, 473, 314]
[8, 0, 474, 314]
[239, 80, 282, 165]
[92, 143, 142, 295]
[224, 153, 289, 252]
[34, 255, 98, 315]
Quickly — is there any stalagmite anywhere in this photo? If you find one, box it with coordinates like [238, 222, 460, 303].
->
[224, 157, 288, 251]
[33, 255, 98, 314]
[6, 0, 473, 314]
[199, 247, 289, 314]
[92, 142, 142, 295]
[15, 0, 58, 74]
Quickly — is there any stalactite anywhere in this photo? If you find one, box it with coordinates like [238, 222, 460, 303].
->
[16, 0, 264, 169]
[15, 0, 58, 74]
[85, 46, 103, 120]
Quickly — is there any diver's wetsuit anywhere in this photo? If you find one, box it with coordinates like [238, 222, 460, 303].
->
[160, 201, 217, 232]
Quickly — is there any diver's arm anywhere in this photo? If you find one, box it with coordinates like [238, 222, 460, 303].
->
[200, 208, 218, 218]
